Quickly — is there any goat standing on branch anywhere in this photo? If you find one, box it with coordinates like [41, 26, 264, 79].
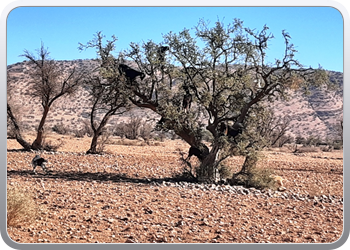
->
[182, 85, 193, 113]
[118, 64, 145, 83]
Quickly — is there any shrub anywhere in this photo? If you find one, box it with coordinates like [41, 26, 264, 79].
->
[42, 140, 64, 152]
[96, 131, 112, 153]
[7, 187, 37, 227]
[139, 122, 153, 141]
[295, 146, 320, 153]
[218, 163, 234, 180]
[320, 145, 333, 152]
[41, 131, 64, 151]
[73, 129, 85, 138]
[230, 153, 278, 190]
[81, 120, 94, 137]
[245, 166, 278, 190]
[52, 122, 70, 135]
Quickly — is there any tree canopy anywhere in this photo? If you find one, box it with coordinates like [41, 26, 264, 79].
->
[98, 19, 330, 182]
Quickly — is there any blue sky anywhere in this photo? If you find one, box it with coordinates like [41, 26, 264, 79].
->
[7, 6, 344, 72]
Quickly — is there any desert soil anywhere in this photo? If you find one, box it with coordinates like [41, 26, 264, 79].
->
[6, 134, 343, 243]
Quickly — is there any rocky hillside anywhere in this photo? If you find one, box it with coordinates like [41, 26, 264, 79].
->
[7, 60, 343, 141]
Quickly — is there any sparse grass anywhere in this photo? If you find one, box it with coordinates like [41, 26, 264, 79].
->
[7, 187, 38, 228]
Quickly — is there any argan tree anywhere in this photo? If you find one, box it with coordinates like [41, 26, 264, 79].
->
[97, 19, 330, 183]
[79, 32, 131, 154]
[20, 43, 86, 150]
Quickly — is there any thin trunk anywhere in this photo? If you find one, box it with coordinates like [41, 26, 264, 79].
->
[87, 113, 112, 154]
[7, 104, 31, 150]
[87, 133, 99, 154]
[32, 105, 50, 150]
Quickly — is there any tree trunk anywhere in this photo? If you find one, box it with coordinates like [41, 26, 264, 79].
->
[197, 145, 220, 183]
[229, 154, 259, 185]
[86, 115, 110, 154]
[31, 106, 50, 150]
[7, 104, 31, 151]
[86, 132, 100, 154]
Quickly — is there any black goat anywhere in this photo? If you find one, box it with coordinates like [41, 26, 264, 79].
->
[157, 46, 169, 63]
[118, 64, 145, 82]
[182, 93, 192, 112]
[31, 155, 49, 174]
[187, 145, 209, 161]
[219, 122, 244, 138]
[182, 85, 192, 112]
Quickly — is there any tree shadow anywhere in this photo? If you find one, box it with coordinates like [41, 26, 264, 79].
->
[7, 148, 31, 152]
[7, 169, 196, 185]
[277, 168, 343, 175]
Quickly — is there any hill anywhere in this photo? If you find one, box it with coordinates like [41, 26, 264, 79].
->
[7, 60, 343, 141]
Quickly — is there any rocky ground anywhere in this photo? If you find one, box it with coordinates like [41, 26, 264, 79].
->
[6, 134, 343, 243]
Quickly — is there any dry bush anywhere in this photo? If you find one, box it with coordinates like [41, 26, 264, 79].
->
[41, 131, 65, 151]
[295, 146, 320, 153]
[52, 122, 71, 135]
[139, 122, 153, 141]
[7, 187, 37, 227]
[96, 131, 112, 153]
[218, 163, 235, 180]
[231, 165, 278, 190]
[81, 119, 94, 137]
[109, 139, 146, 147]
[320, 145, 333, 152]
[73, 129, 85, 138]
[246, 167, 278, 190]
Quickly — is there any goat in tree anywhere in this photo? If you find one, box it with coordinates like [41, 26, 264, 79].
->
[218, 122, 244, 149]
[118, 64, 145, 83]
[219, 122, 244, 139]
[187, 144, 210, 161]
[182, 85, 192, 113]
[157, 46, 169, 64]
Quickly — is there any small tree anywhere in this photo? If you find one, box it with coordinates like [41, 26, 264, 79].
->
[20, 43, 86, 150]
[257, 108, 292, 147]
[124, 115, 143, 140]
[79, 32, 130, 154]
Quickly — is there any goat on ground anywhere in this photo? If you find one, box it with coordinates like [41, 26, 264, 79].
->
[270, 174, 286, 191]
[31, 155, 49, 174]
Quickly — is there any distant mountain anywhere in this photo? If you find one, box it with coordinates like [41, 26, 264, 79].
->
[7, 60, 343, 141]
